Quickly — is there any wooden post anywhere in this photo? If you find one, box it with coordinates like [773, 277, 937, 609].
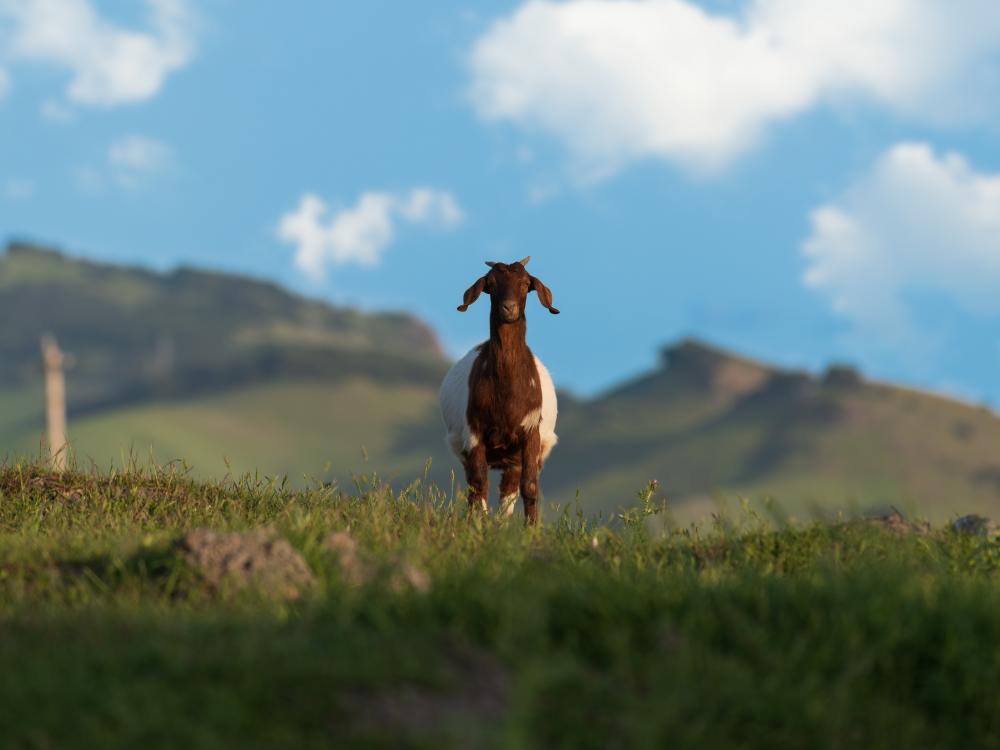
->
[40, 335, 68, 472]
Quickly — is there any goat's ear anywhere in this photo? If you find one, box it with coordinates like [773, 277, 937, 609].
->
[530, 276, 560, 315]
[457, 275, 488, 312]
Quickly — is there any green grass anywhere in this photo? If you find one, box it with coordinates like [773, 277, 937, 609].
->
[1, 378, 452, 489]
[1, 461, 1000, 748]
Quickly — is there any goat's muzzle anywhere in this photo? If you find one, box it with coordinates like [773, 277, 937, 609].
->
[500, 301, 520, 322]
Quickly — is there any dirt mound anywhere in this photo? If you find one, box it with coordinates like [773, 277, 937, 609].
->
[176, 528, 313, 599]
[862, 509, 930, 536]
[323, 531, 371, 586]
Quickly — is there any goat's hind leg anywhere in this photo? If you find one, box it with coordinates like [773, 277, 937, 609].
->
[499, 463, 521, 518]
[462, 442, 489, 513]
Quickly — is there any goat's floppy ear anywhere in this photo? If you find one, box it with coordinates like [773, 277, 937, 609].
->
[457, 276, 488, 312]
[530, 276, 560, 314]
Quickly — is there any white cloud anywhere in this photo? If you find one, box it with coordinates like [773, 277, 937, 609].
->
[803, 142, 1000, 347]
[469, 0, 1000, 177]
[278, 188, 464, 280]
[106, 135, 172, 188]
[0, 0, 195, 107]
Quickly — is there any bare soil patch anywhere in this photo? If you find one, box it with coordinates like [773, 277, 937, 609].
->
[862, 509, 930, 536]
[176, 528, 313, 599]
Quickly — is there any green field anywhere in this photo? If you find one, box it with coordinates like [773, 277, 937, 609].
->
[2, 462, 999, 748]
[8, 353, 1000, 525]
[2, 378, 451, 489]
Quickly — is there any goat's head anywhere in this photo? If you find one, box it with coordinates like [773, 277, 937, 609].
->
[456, 256, 560, 323]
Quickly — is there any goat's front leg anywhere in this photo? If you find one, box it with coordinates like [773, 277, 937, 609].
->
[499, 464, 522, 518]
[462, 442, 489, 513]
[520, 429, 542, 525]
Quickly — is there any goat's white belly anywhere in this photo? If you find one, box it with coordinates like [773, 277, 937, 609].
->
[438, 343, 559, 461]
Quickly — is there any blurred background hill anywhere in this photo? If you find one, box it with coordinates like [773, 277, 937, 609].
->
[3, 243, 1000, 522]
[0, 243, 450, 486]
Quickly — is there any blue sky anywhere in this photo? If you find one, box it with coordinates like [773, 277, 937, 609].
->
[3, 0, 1000, 402]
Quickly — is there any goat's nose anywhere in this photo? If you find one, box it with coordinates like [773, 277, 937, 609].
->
[502, 301, 518, 316]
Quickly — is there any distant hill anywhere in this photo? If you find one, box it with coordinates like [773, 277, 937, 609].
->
[0, 243, 450, 484]
[3, 245, 1000, 521]
[0, 243, 446, 404]
[548, 339, 1000, 521]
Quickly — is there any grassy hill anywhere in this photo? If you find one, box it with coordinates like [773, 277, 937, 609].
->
[1, 463, 999, 747]
[0, 243, 451, 488]
[3, 244, 1000, 521]
[3, 379, 445, 487]
[0, 242, 445, 403]
[550, 340, 1000, 521]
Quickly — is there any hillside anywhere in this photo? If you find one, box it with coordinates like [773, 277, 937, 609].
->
[0, 243, 449, 484]
[0, 243, 446, 404]
[549, 340, 1000, 520]
[3, 246, 1000, 521]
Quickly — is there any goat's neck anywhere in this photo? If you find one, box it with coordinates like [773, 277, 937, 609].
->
[487, 315, 529, 379]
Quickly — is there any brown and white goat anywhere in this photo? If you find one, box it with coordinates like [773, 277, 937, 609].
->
[439, 257, 559, 524]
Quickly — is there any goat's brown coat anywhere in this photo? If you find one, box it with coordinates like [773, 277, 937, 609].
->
[455, 261, 558, 524]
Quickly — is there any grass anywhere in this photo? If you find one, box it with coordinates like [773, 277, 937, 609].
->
[7, 344, 1000, 524]
[1, 461, 1000, 748]
[1, 378, 450, 489]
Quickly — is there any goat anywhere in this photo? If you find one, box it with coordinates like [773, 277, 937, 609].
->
[439, 256, 559, 524]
